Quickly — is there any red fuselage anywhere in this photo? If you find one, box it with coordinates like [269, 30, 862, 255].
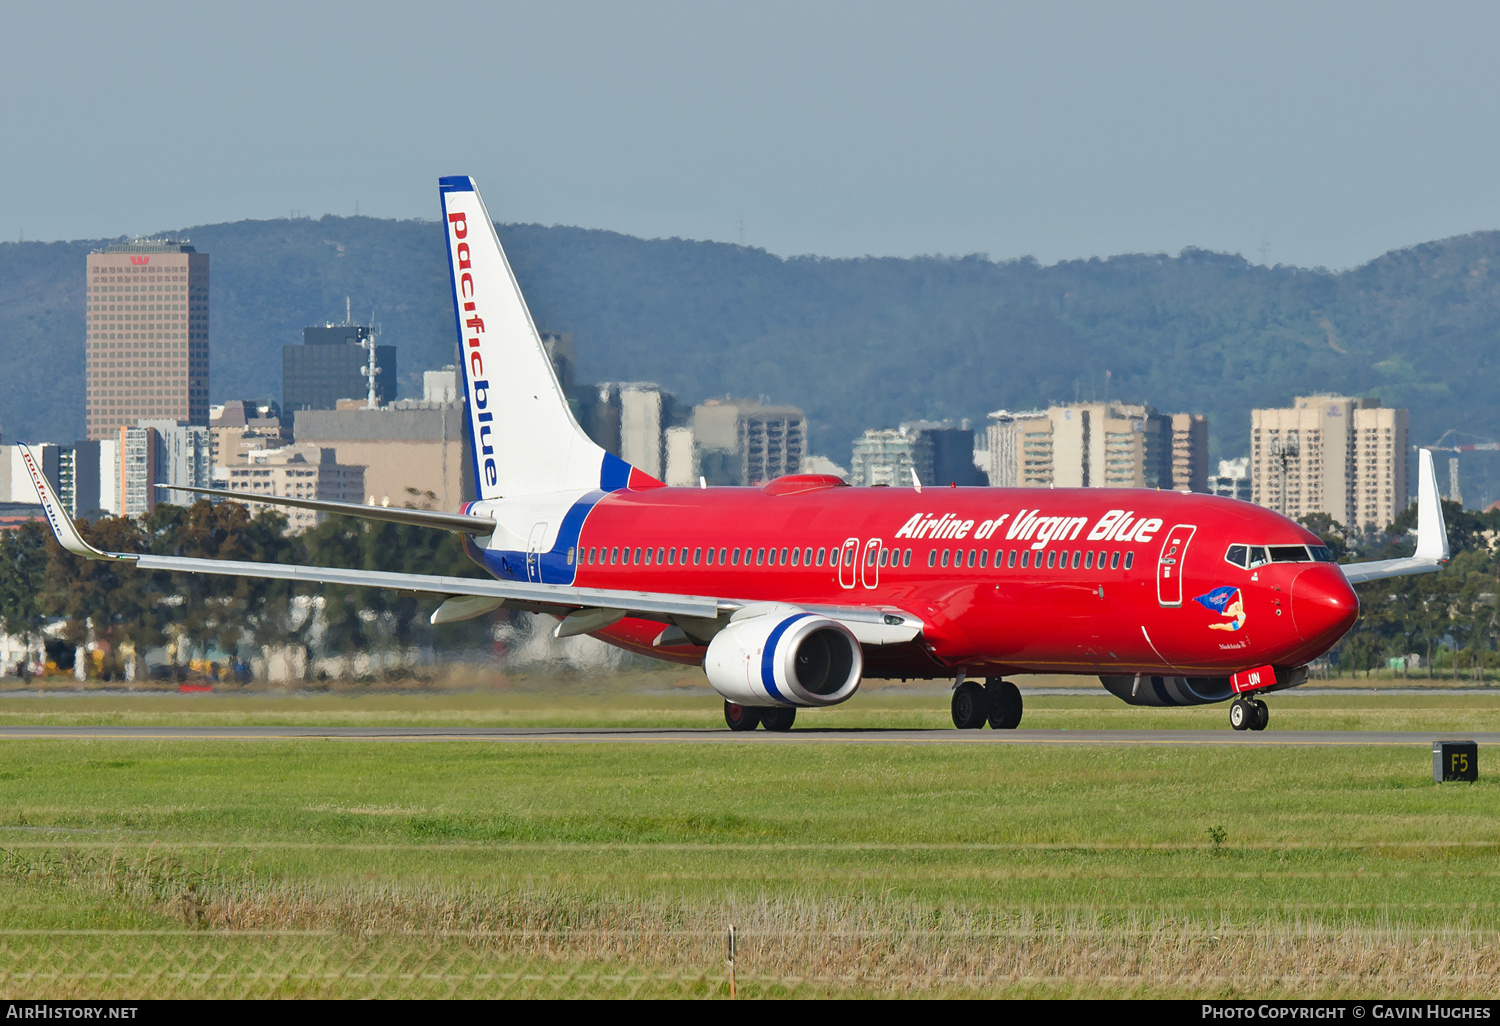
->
[544, 478, 1359, 679]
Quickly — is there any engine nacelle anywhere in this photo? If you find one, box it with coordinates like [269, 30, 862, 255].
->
[704, 608, 863, 707]
[1100, 675, 1233, 707]
[1100, 665, 1308, 706]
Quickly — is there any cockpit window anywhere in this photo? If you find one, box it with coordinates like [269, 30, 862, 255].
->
[1309, 545, 1335, 562]
[1269, 545, 1312, 563]
[1225, 544, 1249, 568]
[1247, 546, 1270, 569]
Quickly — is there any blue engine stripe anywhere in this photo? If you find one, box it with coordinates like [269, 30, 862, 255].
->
[760, 614, 810, 704]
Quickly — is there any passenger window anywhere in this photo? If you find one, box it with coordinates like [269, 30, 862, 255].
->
[644, 548, 653, 566]
[940, 550, 950, 568]
[1085, 551, 1093, 569]
[610, 547, 619, 565]
[757, 548, 765, 566]
[1072, 551, 1081, 569]
[1097, 550, 1106, 567]
[731, 548, 740, 566]
[680, 547, 689, 564]
[718, 548, 727, 564]
[1124, 552, 1134, 570]
[1110, 551, 1119, 570]
[792, 548, 802, 567]
[567, 547, 575, 565]
[667, 548, 675, 565]
[816, 548, 825, 567]
[928, 550, 937, 568]
[904, 549, 912, 567]
[634, 547, 643, 564]
[878, 549, 888, 568]
[1046, 550, 1057, 569]
[1008, 550, 1017, 568]
[1247, 546, 1269, 568]
[1020, 551, 1030, 568]
[966, 549, 976, 568]
[864, 548, 875, 567]
[780, 547, 788, 564]
[658, 547, 666, 564]
[979, 550, 988, 568]
[1225, 544, 1248, 569]
[805, 547, 814, 565]
[693, 547, 702, 565]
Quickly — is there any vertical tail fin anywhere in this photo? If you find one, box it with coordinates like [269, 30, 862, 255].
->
[438, 176, 658, 499]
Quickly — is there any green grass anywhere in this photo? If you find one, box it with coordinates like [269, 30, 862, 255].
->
[1, 689, 1500, 996]
[0, 683, 1498, 732]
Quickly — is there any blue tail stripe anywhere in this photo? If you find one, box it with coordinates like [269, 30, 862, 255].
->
[600, 452, 632, 492]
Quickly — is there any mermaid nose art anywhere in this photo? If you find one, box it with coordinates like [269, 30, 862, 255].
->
[1290, 565, 1359, 643]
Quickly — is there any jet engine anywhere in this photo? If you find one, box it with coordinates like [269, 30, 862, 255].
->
[1099, 674, 1233, 707]
[1100, 665, 1309, 706]
[704, 608, 863, 707]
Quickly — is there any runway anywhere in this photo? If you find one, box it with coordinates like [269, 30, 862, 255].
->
[0, 726, 1496, 746]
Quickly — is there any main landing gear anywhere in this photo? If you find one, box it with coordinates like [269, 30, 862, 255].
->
[724, 701, 797, 732]
[951, 678, 1023, 730]
[1229, 697, 1269, 731]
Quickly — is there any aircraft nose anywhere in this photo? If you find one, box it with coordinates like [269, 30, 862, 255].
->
[1290, 565, 1359, 643]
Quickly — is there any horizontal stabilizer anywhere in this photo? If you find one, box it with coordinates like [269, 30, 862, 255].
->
[156, 484, 498, 535]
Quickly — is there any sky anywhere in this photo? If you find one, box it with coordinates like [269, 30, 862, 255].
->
[3, 0, 1500, 268]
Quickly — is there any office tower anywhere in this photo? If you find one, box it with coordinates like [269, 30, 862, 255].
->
[282, 323, 396, 418]
[85, 241, 209, 439]
[1250, 395, 1408, 530]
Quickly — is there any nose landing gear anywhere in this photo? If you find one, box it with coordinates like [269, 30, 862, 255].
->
[1229, 697, 1268, 731]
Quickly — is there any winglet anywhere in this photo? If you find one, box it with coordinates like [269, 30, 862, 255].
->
[1414, 447, 1450, 562]
[18, 445, 128, 562]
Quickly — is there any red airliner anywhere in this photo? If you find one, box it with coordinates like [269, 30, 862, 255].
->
[26, 177, 1450, 732]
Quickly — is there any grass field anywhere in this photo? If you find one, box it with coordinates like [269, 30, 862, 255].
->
[0, 684, 1498, 997]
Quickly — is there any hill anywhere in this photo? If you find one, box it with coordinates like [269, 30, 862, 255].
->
[5, 217, 1500, 501]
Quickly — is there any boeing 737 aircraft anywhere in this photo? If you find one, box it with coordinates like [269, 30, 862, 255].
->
[24, 177, 1452, 731]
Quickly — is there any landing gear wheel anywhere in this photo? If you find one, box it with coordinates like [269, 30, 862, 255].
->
[984, 679, 1023, 729]
[951, 681, 990, 729]
[760, 707, 797, 732]
[724, 701, 761, 732]
[1229, 698, 1252, 731]
[1250, 699, 1269, 731]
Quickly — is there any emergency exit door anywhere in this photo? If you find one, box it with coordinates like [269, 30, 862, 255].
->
[1156, 524, 1196, 607]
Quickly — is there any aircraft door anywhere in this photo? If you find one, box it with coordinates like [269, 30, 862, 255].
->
[526, 522, 548, 583]
[861, 538, 882, 589]
[1156, 524, 1197, 607]
[838, 538, 859, 590]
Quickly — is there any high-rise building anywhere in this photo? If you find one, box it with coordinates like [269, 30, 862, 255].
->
[224, 444, 365, 534]
[1170, 413, 1210, 493]
[985, 410, 1053, 487]
[117, 421, 211, 517]
[85, 240, 209, 439]
[692, 398, 806, 486]
[1210, 457, 1251, 502]
[1249, 395, 1408, 530]
[282, 323, 396, 419]
[290, 399, 470, 509]
[850, 428, 916, 487]
[987, 403, 1191, 490]
[850, 421, 985, 488]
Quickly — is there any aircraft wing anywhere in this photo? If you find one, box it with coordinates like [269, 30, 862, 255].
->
[22, 447, 924, 644]
[1339, 448, 1450, 585]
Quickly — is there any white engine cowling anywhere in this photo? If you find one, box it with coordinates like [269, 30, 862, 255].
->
[703, 608, 863, 707]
